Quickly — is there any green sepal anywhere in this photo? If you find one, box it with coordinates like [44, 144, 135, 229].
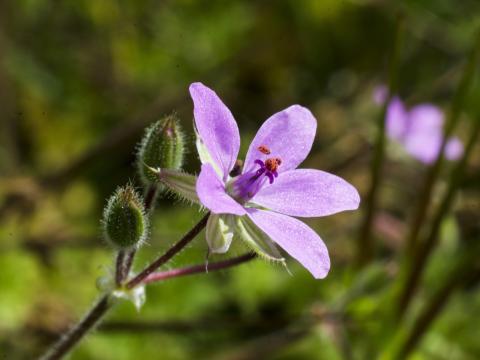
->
[206, 214, 236, 253]
[236, 215, 285, 264]
[144, 167, 200, 204]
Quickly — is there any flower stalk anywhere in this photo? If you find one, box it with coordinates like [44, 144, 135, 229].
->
[39, 296, 111, 360]
[40, 212, 252, 360]
[142, 252, 256, 284]
[126, 213, 210, 289]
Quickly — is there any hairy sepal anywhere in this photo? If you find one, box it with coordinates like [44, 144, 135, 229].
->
[236, 216, 285, 264]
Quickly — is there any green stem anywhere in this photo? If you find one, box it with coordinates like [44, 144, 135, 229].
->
[404, 34, 480, 255]
[395, 250, 480, 359]
[397, 119, 480, 317]
[356, 14, 404, 267]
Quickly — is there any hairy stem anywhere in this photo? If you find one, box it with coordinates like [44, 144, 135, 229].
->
[115, 250, 126, 285]
[356, 14, 404, 267]
[127, 212, 210, 289]
[40, 212, 209, 359]
[39, 296, 111, 360]
[120, 185, 159, 281]
[143, 184, 159, 211]
[142, 252, 256, 284]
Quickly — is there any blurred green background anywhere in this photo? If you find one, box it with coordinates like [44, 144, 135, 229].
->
[1, 0, 480, 359]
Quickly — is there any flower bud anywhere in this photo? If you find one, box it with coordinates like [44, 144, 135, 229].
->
[103, 185, 148, 250]
[137, 115, 185, 186]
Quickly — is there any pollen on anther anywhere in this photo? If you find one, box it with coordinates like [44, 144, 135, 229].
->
[265, 157, 282, 172]
[258, 145, 271, 155]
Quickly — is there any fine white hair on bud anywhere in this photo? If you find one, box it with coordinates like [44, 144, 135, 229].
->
[102, 185, 148, 250]
[137, 114, 185, 186]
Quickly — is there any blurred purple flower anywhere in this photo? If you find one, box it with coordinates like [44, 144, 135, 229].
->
[373, 84, 388, 105]
[385, 97, 463, 164]
[190, 82, 360, 279]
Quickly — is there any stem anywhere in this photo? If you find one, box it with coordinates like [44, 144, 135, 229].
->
[121, 185, 158, 281]
[126, 212, 210, 289]
[123, 249, 136, 277]
[142, 253, 256, 284]
[356, 14, 404, 267]
[40, 212, 209, 359]
[396, 258, 480, 358]
[115, 250, 126, 286]
[39, 296, 111, 360]
[404, 34, 480, 255]
[143, 184, 159, 211]
[397, 120, 480, 317]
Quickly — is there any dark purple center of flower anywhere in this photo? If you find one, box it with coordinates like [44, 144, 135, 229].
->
[228, 145, 282, 202]
[253, 158, 280, 185]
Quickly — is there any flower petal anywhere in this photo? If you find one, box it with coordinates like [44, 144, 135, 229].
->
[251, 169, 360, 217]
[373, 84, 388, 105]
[244, 105, 317, 173]
[190, 82, 240, 180]
[247, 209, 330, 279]
[196, 163, 246, 215]
[408, 104, 444, 133]
[445, 137, 464, 160]
[386, 96, 408, 141]
[404, 133, 441, 164]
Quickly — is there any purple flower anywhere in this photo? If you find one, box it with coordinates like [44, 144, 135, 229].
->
[373, 85, 388, 105]
[385, 97, 463, 164]
[190, 82, 360, 279]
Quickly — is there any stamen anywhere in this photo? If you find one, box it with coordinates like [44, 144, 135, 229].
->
[258, 145, 271, 155]
[266, 172, 275, 184]
[254, 167, 266, 178]
[254, 159, 265, 167]
[229, 154, 282, 203]
[265, 157, 282, 172]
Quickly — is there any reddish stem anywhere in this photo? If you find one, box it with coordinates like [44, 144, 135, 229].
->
[126, 213, 210, 289]
[142, 253, 256, 284]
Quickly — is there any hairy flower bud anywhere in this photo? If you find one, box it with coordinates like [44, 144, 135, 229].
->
[103, 185, 148, 249]
[137, 115, 185, 186]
